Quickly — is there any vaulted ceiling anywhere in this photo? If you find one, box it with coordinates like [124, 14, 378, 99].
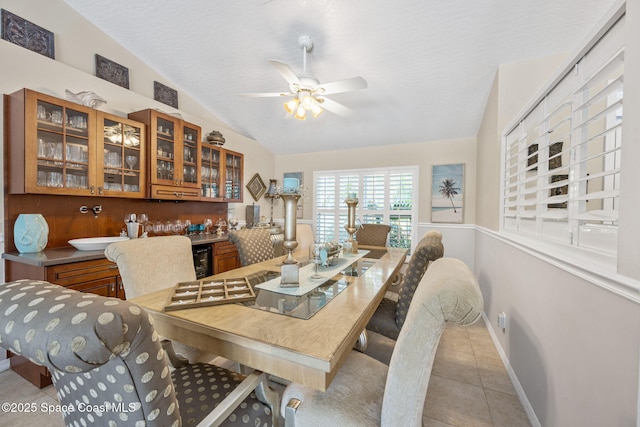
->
[63, 0, 617, 155]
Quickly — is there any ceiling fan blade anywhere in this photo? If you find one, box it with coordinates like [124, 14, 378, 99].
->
[317, 96, 354, 117]
[238, 92, 294, 98]
[269, 60, 301, 86]
[317, 76, 367, 95]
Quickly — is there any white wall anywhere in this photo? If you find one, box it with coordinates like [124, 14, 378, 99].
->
[475, 2, 640, 425]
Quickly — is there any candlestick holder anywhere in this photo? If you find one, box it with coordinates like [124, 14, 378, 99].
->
[345, 197, 359, 254]
[280, 192, 302, 287]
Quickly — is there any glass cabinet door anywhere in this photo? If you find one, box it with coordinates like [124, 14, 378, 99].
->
[201, 143, 221, 200]
[182, 124, 199, 187]
[35, 99, 92, 194]
[224, 150, 243, 202]
[155, 117, 176, 184]
[99, 113, 145, 197]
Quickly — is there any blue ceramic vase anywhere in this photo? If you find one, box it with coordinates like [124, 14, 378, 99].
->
[14, 214, 49, 253]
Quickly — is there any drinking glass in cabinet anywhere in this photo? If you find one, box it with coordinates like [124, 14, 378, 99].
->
[126, 155, 138, 170]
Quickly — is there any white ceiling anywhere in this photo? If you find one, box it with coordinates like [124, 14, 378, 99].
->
[63, 0, 616, 155]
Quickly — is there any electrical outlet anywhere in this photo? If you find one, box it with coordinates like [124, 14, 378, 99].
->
[497, 312, 507, 330]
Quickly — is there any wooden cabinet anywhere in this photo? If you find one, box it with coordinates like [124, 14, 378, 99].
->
[213, 240, 241, 273]
[98, 112, 146, 198]
[5, 89, 146, 198]
[200, 144, 243, 202]
[128, 109, 201, 201]
[45, 259, 125, 299]
[223, 149, 243, 202]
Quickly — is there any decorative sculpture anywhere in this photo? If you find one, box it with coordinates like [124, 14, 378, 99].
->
[65, 89, 107, 108]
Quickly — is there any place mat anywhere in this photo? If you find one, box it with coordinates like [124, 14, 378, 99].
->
[255, 250, 369, 296]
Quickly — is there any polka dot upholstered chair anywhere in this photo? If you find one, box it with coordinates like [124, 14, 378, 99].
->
[0, 280, 279, 427]
[229, 228, 276, 266]
[281, 258, 483, 427]
[364, 230, 445, 363]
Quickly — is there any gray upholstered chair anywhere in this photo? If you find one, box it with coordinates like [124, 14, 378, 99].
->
[281, 257, 483, 427]
[229, 228, 276, 266]
[105, 235, 213, 364]
[366, 230, 444, 340]
[355, 223, 391, 246]
[0, 279, 279, 427]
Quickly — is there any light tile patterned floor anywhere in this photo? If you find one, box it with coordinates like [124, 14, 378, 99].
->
[0, 317, 530, 426]
[423, 318, 531, 427]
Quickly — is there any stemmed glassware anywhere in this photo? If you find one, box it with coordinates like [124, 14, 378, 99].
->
[138, 213, 149, 234]
[228, 217, 239, 230]
[309, 243, 324, 280]
[204, 218, 213, 234]
[125, 155, 137, 170]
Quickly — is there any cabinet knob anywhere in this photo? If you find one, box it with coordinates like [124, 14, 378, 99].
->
[98, 187, 103, 195]
[90, 186, 95, 195]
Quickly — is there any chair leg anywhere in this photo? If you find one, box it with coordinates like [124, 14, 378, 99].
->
[284, 398, 301, 427]
[161, 339, 189, 368]
[353, 329, 368, 352]
[255, 372, 281, 427]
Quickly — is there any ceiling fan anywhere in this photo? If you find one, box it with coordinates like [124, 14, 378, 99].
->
[239, 35, 367, 120]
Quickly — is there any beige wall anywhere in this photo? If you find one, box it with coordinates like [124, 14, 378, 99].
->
[274, 137, 477, 224]
[0, 0, 276, 225]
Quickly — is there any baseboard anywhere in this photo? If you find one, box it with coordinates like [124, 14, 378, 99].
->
[482, 312, 542, 427]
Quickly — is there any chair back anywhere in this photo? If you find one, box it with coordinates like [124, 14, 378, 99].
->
[292, 223, 315, 258]
[229, 228, 276, 266]
[395, 230, 444, 330]
[0, 279, 180, 427]
[356, 223, 391, 246]
[381, 258, 483, 427]
[105, 235, 196, 299]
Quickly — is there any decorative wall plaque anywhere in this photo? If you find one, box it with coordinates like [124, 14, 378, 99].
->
[95, 54, 129, 89]
[1, 9, 54, 59]
[154, 81, 178, 108]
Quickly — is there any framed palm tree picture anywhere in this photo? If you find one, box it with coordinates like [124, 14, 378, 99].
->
[431, 164, 464, 223]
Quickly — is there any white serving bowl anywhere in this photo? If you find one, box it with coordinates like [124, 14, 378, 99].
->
[69, 236, 129, 251]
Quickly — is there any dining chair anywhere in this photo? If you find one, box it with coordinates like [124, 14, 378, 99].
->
[366, 230, 444, 341]
[228, 228, 276, 266]
[292, 223, 315, 259]
[105, 235, 213, 364]
[355, 223, 391, 246]
[0, 279, 280, 427]
[280, 257, 483, 427]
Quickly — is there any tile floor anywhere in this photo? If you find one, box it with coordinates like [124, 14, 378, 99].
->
[0, 317, 531, 426]
[423, 317, 531, 427]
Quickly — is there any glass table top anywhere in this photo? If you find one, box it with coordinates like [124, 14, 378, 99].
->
[244, 255, 375, 319]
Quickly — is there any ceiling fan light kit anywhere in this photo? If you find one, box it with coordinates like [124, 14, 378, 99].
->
[240, 34, 367, 120]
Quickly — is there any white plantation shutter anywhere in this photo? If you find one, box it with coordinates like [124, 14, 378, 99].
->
[502, 14, 624, 256]
[314, 167, 418, 249]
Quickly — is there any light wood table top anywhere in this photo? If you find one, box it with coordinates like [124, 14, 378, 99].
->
[130, 246, 407, 391]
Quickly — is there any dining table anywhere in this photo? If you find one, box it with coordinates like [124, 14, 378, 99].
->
[130, 245, 407, 391]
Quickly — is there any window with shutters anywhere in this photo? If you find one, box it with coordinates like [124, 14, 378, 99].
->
[501, 13, 624, 260]
[314, 166, 418, 250]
